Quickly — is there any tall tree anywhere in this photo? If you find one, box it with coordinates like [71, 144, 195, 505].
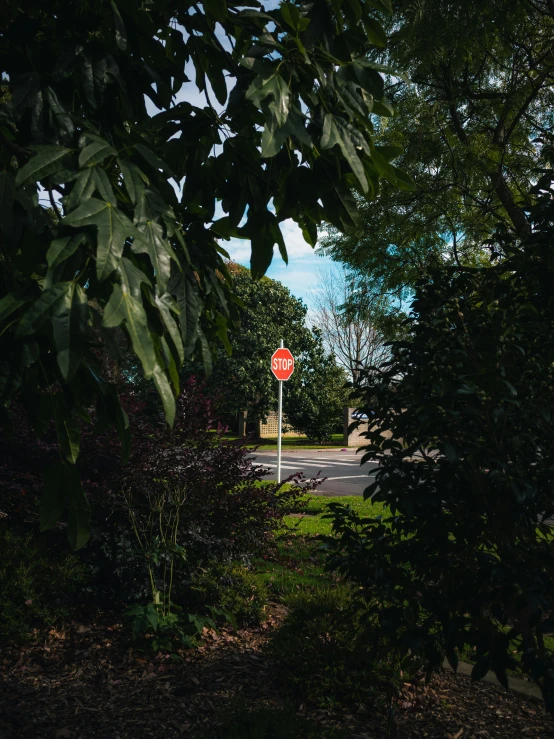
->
[326, 154, 554, 714]
[0, 0, 401, 546]
[284, 340, 349, 443]
[204, 264, 345, 438]
[311, 264, 393, 384]
[322, 0, 554, 296]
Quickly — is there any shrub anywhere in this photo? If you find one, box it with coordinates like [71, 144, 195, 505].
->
[116, 380, 316, 598]
[285, 348, 349, 444]
[69, 378, 317, 607]
[325, 166, 554, 713]
[190, 563, 269, 627]
[268, 585, 403, 710]
[0, 526, 87, 642]
[1, 378, 317, 620]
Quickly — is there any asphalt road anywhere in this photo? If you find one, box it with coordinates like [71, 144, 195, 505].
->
[249, 449, 379, 496]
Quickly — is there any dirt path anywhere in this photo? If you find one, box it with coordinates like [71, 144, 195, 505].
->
[1, 610, 552, 738]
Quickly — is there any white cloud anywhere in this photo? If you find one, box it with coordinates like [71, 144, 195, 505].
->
[224, 218, 336, 310]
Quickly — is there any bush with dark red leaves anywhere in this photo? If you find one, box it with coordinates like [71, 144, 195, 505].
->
[2, 377, 319, 608]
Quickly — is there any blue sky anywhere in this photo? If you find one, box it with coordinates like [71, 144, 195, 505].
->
[153, 3, 337, 311]
[223, 223, 335, 311]
[221, 0, 336, 309]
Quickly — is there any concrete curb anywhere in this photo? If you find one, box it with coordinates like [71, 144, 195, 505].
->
[444, 660, 543, 701]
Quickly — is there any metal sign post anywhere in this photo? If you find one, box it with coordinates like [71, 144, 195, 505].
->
[271, 341, 295, 484]
[277, 340, 283, 483]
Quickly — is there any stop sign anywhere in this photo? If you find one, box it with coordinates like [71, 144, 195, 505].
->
[271, 347, 295, 381]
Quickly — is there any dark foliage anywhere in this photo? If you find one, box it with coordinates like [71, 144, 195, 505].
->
[190, 563, 269, 627]
[203, 263, 347, 438]
[83, 377, 317, 606]
[0, 527, 86, 641]
[285, 346, 348, 443]
[325, 165, 554, 712]
[1, 378, 316, 621]
[269, 585, 403, 710]
[1, 0, 402, 547]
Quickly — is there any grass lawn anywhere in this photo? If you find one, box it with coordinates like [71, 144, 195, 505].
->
[254, 434, 347, 450]
[220, 432, 349, 450]
[253, 494, 384, 599]
[256, 494, 554, 678]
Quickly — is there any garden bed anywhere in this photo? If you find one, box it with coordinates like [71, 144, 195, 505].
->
[1, 495, 552, 738]
[0, 608, 552, 738]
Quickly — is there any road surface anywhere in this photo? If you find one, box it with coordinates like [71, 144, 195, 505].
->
[249, 448, 379, 496]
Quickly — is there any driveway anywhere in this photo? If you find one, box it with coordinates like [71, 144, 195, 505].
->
[249, 448, 379, 496]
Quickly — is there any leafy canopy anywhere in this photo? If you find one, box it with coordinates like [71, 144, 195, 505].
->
[0, 0, 398, 547]
[204, 263, 346, 439]
[326, 161, 554, 712]
[284, 345, 348, 443]
[322, 0, 554, 297]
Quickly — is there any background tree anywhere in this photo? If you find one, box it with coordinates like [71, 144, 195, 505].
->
[311, 264, 394, 384]
[322, 0, 554, 297]
[205, 264, 346, 439]
[325, 158, 554, 713]
[0, 0, 401, 546]
[284, 337, 349, 443]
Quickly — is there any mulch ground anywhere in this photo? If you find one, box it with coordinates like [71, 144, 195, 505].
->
[1, 607, 553, 739]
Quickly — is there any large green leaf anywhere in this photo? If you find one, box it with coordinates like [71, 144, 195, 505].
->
[260, 108, 311, 158]
[103, 282, 157, 377]
[168, 272, 203, 354]
[57, 415, 81, 465]
[152, 363, 176, 426]
[63, 197, 141, 280]
[111, 0, 128, 50]
[117, 256, 152, 298]
[363, 18, 387, 47]
[52, 282, 88, 379]
[392, 166, 416, 191]
[92, 167, 117, 205]
[321, 114, 368, 192]
[15, 282, 73, 337]
[342, 0, 362, 25]
[46, 232, 86, 268]
[247, 213, 287, 278]
[281, 3, 309, 32]
[261, 116, 288, 158]
[155, 293, 185, 364]
[367, 0, 392, 14]
[118, 158, 148, 205]
[246, 70, 290, 127]
[15, 146, 72, 187]
[0, 293, 26, 323]
[63, 167, 96, 211]
[134, 144, 174, 177]
[78, 139, 117, 168]
[134, 220, 174, 291]
[374, 144, 404, 161]
[203, 0, 227, 22]
[371, 148, 401, 186]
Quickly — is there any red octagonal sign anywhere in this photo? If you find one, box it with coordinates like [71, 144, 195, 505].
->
[271, 347, 295, 381]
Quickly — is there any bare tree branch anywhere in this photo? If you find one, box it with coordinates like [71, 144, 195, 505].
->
[310, 265, 391, 385]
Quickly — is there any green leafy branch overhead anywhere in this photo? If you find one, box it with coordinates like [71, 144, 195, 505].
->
[0, 0, 405, 547]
